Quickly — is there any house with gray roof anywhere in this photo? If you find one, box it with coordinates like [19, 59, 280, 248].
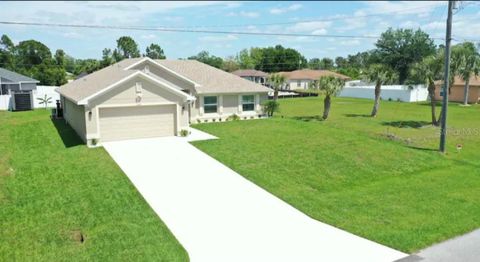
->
[232, 69, 268, 85]
[56, 57, 270, 147]
[0, 68, 39, 95]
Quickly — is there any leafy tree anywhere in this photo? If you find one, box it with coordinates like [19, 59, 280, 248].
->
[73, 59, 100, 75]
[263, 100, 279, 117]
[115, 36, 140, 60]
[257, 45, 307, 72]
[16, 40, 52, 69]
[0, 34, 15, 70]
[411, 51, 444, 125]
[31, 61, 67, 86]
[308, 58, 321, 69]
[320, 58, 334, 70]
[188, 51, 223, 69]
[54, 49, 66, 67]
[375, 28, 436, 84]
[363, 64, 397, 117]
[335, 56, 348, 68]
[236, 48, 257, 69]
[267, 73, 286, 101]
[317, 76, 345, 120]
[221, 56, 239, 72]
[101, 48, 114, 67]
[145, 43, 166, 59]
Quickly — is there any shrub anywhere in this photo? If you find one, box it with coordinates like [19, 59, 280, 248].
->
[227, 114, 240, 121]
[263, 100, 280, 117]
[180, 129, 190, 137]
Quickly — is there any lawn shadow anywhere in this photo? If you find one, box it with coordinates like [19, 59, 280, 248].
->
[344, 113, 371, 118]
[51, 118, 84, 148]
[407, 146, 438, 152]
[292, 115, 325, 122]
[382, 120, 432, 129]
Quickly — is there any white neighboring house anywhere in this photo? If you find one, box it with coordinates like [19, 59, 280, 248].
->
[279, 69, 351, 90]
[231, 69, 268, 85]
[339, 80, 429, 102]
[56, 57, 270, 147]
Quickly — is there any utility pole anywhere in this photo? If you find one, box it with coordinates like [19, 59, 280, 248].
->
[439, 0, 456, 153]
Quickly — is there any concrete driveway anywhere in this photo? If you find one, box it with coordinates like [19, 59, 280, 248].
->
[104, 129, 406, 262]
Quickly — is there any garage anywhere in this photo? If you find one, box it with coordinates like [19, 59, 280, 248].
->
[99, 105, 176, 142]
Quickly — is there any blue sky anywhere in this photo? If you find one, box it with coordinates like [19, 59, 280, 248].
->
[1, 1, 479, 60]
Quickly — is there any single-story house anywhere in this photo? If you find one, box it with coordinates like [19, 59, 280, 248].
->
[56, 57, 270, 147]
[231, 69, 268, 85]
[279, 69, 351, 90]
[435, 75, 480, 104]
[0, 67, 39, 111]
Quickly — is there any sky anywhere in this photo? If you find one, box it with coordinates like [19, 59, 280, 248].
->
[1, 1, 479, 60]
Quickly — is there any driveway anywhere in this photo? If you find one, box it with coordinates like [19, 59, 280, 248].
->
[104, 129, 407, 262]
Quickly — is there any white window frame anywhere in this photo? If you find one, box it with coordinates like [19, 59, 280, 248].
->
[241, 95, 255, 112]
[203, 96, 218, 114]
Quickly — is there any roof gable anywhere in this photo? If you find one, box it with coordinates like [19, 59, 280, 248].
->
[0, 68, 39, 83]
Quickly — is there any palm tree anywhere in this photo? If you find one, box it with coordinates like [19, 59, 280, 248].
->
[457, 42, 480, 105]
[267, 73, 286, 101]
[36, 94, 52, 110]
[317, 76, 345, 120]
[363, 64, 396, 117]
[411, 53, 443, 125]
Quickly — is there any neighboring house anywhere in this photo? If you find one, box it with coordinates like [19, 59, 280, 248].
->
[0, 68, 39, 111]
[279, 69, 351, 90]
[231, 69, 268, 85]
[434, 75, 480, 104]
[56, 57, 270, 147]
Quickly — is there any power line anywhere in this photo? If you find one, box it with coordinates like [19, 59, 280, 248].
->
[0, 21, 449, 40]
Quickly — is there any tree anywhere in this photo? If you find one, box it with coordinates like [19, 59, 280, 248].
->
[263, 100, 279, 117]
[101, 48, 114, 67]
[115, 36, 140, 60]
[455, 42, 480, 105]
[188, 51, 223, 69]
[267, 73, 286, 101]
[145, 43, 166, 59]
[316, 76, 345, 120]
[335, 56, 348, 68]
[237, 45, 306, 72]
[37, 94, 53, 109]
[16, 40, 52, 69]
[54, 49, 66, 67]
[308, 58, 321, 69]
[363, 64, 396, 117]
[0, 34, 15, 70]
[411, 51, 444, 125]
[375, 28, 436, 84]
[221, 56, 239, 72]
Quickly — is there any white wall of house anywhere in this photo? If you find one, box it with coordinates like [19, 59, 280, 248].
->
[284, 79, 312, 90]
[0, 85, 60, 110]
[339, 84, 428, 102]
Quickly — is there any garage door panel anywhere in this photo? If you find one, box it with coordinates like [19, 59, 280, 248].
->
[99, 105, 175, 142]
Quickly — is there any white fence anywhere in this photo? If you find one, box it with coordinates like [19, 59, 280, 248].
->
[0, 85, 60, 110]
[339, 83, 429, 102]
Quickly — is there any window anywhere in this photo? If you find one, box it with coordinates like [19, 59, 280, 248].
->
[203, 96, 217, 113]
[242, 95, 255, 111]
[297, 80, 301, 87]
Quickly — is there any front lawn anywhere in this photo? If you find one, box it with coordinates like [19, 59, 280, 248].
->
[192, 97, 480, 253]
[0, 110, 188, 261]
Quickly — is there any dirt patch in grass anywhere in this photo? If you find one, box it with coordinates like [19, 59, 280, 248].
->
[71, 230, 86, 244]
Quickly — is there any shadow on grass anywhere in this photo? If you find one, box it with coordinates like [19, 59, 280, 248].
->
[344, 113, 371, 118]
[382, 120, 432, 129]
[51, 118, 84, 148]
[292, 115, 325, 122]
[407, 146, 438, 152]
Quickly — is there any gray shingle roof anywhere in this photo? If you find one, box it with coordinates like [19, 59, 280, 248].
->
[0, 68, 39, 83]
[57, 58, 270, 104]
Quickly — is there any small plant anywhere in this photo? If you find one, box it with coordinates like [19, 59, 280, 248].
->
[388, 98, 393, 101]
[263, 100, 280, 117]
[37, 94, 53, 109]
[197, 119, 201, 124]
[180, 129, 190, 137]
[212, 118, 216, 122]
[227, 114, 240, 121]
[91, 139, 98, 146]
[204, 119, 208, 123]
[397, 98, 402, 102]
[250, 116, 254, 119]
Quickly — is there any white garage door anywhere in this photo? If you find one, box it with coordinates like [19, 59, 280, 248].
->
[99, 105, 175, 142]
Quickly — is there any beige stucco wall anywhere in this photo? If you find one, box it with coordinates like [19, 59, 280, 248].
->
[62, 97, 86, 142]
[435, 84, 480, 103]
[286, 79, 311, 90]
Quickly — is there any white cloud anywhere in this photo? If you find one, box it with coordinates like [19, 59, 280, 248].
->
[141, 34, 157, 39]
[198, 34, 238, 42]
[423, 21, 444, 30]
[360, 1, 446, 16]
[311, 29, 327, 35]
[62, 32, 83, 39]
[340, 39, 361, 46]
[400, 21, 420, 28]
[287, 21, 332, 33]
[270, 4, 302, 15]
[227, 11, 260, 18]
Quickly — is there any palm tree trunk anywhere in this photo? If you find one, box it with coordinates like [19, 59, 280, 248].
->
[273, 88, 279, 102]
[428, 81, 438, 126]
[371, 82, 381, 117]
[322, 95, 331, 120]
[463, 77, 470, 105]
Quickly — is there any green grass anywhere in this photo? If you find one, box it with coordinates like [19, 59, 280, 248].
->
[0, 110, 188, 261]
[192, 97, 480, 253]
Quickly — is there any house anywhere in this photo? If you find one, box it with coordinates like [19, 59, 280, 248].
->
[0, 68, 39, 111]
[434, 75, 480, 104]
[56, 57, 270, 147]
[340, 81, 428, 102]
[279, 69, 351, 90]
[231, 69, 268, 85]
